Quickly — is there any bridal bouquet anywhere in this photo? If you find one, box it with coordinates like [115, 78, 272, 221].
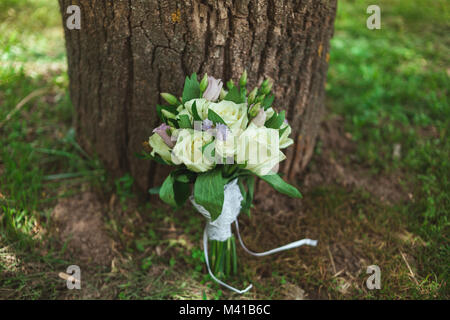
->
[145, 71, 317, 293]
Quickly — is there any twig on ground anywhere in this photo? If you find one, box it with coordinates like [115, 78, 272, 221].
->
[58, 272, 81, 286]
[327, 245, 337, 275]
[333, 269, 345, 278]
[400, 251, 419, 285]
[0, 88, 48, 129]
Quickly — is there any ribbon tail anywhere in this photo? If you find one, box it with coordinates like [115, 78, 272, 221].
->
[235, 220, 318, 257]
[203, 227, 253, 294]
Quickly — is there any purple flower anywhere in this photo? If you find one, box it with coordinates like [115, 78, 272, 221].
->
[250, 108, 266, 127]
[202, 119, 213, 131]
[216, 123, 229, 141]
[153, 123, 175, 148]
[202, 76, 223, 102]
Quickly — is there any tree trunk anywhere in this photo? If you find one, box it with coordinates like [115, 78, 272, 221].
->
[59, 0, 337, 192]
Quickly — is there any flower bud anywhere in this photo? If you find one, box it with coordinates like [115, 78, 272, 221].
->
[202, 76, 223, 102]
[250, 108, 266, 127]
[249, 102, 262, 117]
[227, 79, 234, 90]
[248, 87, 258, 104]
[153, 123, 175, 148]
[199, 73, 208, 92]
[160, 93, 178, 105]
[256, 94, 266, 103]
[239, 70, 248, 87]
[161, 109, 176, 120]
[262, 80, 273, 95]
[219, 88, 227, 100]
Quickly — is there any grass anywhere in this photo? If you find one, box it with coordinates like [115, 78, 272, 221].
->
[327, 0, 449, 296]
[0, 0, 448, 299]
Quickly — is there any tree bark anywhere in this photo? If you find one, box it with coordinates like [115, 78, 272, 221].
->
[59, 0, 337, 192]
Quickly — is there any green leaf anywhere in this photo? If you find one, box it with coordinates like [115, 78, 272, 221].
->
[238, 175, 255, 216]
[265, 110, 285, 129]
[167, 118, 179, 129]
[259, 174, 302, 198]
[159, 172, 191, 207]
[192, 101, 202, 121]
[175, 175, 189, 183]
[264, 112, 277, 127]
[138, 152, 169, 165]
[135, 151, 152, 160]
[194, 169, 226, 221]
[208, 109, 227, 125]
[178, 114, 192, 128]
[182, 73, 201, 103]
[224, 86, 245, 104]
[173, 179, 190, 207]
[159, 174, 177, 207]
[245, 176, 255, 211]
[262, 94, 275, 110]
[173, 169, 196, 184]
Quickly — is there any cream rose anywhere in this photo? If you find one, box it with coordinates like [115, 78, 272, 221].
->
[148, 133, 173, 164]
[236, 123, 286, 175]
[207, 100, 248, 134]
[171, 129, 215, 172]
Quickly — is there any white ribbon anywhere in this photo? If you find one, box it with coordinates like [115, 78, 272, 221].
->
[235, 219, 318, 257]
[202, 227, 253, 294]
[190, 179, 317, 294]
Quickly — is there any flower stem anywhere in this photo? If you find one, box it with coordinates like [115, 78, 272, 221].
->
[209, 237, 238, 278]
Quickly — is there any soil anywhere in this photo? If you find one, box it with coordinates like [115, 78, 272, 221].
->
[52, 192, 113, 267]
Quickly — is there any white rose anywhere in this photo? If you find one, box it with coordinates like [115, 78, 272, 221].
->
[279, 122, 294, 149]
[208, 100, 248, 134]
[149, 133, 173, 163]
[171, 129, 215, 172]
[236, 124, 286, 175]
[184, 98, 210, 120]
[214, 132, 237, 161]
